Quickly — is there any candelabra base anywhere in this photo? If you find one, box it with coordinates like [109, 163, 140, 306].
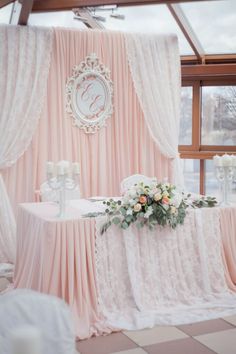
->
[56, 212, 68, 219]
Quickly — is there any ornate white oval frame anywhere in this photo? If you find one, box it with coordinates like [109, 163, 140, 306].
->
[66, 53, 113, 134]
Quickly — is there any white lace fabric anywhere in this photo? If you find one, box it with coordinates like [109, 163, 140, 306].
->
[0, 25, 53, 262]
[125, 33, 183, 187]
[95, 207, 236, 330]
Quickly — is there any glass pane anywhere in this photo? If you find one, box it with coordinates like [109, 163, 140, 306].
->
[0, 3, 13, 24]
[101, 5, 194, 55]
[179, 86, 192, 145]
[201, 86, 236, 145]
[28, 11, 86, 28]
[182, 159, 200, 194]
[181, 0, 236, 54]
[205, 159, 236, 202]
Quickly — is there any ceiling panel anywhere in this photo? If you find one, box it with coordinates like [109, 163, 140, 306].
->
[181, 0, 236, 54]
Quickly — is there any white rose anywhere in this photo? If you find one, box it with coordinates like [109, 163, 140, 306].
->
[133, 203, 142, 212]
[154, 193, 162, 201]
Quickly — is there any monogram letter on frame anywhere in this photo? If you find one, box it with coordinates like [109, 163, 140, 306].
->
[66, 53, 113, 134]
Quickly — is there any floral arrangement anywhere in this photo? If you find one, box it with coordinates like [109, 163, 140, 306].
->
[101, 182, 185, 234]
[100, 181, 218, 234]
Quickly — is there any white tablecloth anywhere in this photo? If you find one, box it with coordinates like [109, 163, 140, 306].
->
[96, 206, 236, 329]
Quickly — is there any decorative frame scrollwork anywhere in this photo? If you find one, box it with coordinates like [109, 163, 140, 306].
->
[66, 53, 113, 134]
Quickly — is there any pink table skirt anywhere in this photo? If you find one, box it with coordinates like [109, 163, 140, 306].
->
[220, 207, 236, 291]
[14, 202, 114, 340]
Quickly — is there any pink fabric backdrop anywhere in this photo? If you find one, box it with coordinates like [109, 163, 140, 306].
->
[2, 29, 171, 214]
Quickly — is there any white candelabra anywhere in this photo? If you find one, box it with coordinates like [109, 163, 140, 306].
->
[46, 160, 80, 218]
[213, 154, 236, 206]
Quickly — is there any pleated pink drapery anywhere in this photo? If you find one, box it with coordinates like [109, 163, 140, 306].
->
[2, 29, 171, 213]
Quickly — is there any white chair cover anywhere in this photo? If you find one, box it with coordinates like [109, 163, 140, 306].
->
[40, 178, 80, 202]
[120, 174, 157, 194]
[0, 289, 76, 354]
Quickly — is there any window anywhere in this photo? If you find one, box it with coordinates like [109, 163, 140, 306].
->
[205, 159, 236, 202]
[182, 159, 200, 194]
[179, 79, 236, 196]
[0, 3, 13, 24]
[202, 86, 236, 146]
[179, 86, 193, 145]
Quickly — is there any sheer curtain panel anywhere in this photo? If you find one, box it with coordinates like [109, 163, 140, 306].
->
[0, 25, 53, 262]
[125, 33, 184, 187]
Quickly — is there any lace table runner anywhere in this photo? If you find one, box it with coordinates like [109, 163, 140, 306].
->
[95, 207, 236, 330]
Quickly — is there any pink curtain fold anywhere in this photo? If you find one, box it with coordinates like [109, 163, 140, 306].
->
[220, 207, 236, 290]
[14, 203, 114, 339]
[2, 28, 171, 215]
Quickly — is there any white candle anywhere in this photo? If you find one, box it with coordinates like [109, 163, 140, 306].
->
[11, 326, 41, 354]
[221, 154, 232, 167]
[213, 155, 222, 167]
[46, 161, 54, 174]
[72, 162, 80, 174]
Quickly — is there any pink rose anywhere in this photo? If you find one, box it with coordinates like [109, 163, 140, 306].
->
[162, 197, 170, 205]
[139, 196, 147, 204]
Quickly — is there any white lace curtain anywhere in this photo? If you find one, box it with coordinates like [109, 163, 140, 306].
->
[0, 25, 53, 263]
[125, 33, 184, 187]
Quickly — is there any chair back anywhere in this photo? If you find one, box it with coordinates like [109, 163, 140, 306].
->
[120, 174, 157, 194]
[40, 178, 80, 202]
[0, 289, 76, 354]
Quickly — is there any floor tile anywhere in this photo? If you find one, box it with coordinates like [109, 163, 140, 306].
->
[111, 349, 148, 354]
[195, 328, 236, 354]
[177, 319, 234, 336]
[76, 332, 138, 354]
[144, 337, 216, 354]
[222, 315, 236, 326]
[123, 326, 188, 346]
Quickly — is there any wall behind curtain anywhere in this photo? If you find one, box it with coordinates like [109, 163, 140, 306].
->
[2, 29, 171, 213]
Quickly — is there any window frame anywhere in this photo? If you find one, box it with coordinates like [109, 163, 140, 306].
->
[179, 71, 236, 194]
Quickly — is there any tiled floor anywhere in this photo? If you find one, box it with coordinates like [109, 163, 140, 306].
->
[76, 318, 236, 354]
[1, 278, 236, 354]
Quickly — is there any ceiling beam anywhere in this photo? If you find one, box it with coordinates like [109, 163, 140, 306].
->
[9, 0, 34, 25]
[182, 63, 236, 80]
[74, 7, 104, 28]
[167, 3, 205, 63]
[32, 0, 217, 12]
[18, 0, 34, 24]
[0, 0, 13, 8]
